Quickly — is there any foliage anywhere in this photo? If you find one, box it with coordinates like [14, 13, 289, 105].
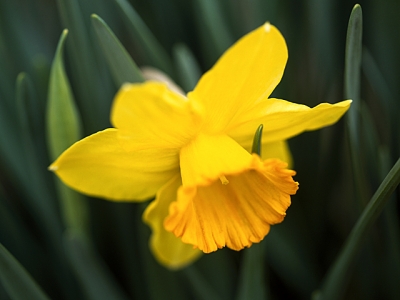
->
[0, 0, 399, 299]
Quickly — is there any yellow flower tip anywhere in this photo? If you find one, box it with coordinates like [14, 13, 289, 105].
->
[264, 22, 271, 32]
[48, 164, 58, 171]
[164, 156, 298, 254]
[343, 99, 353, 107]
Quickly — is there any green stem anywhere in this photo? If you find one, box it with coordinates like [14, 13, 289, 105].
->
[236, 241, 268, 300]
[183, 267, 222, 300]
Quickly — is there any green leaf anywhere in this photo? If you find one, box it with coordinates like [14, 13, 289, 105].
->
[344, 4, 363, 103]
[236, 242, 268, 300]
[173, 43, 201, 92]
[362, 48, 398, 151]
[47, 29, 82, 160]
[379, 150, 400, 299]
[47, 29, 88, 235]
[0, 185, 42, 270]
[15, 73, 38, 171]
[344, 4, 369, 206]
[0, 16, 32, 188]
[306, 0, 338, 81]
[193, 0, 234, 64]
[193, 249, 237, 300]
[114, 0, 173, 75]
[0, 243, 50, 300]
[345, 3, 363, 149]
[56, 0, 112, 132]
[0, 105, 26, 201]
[134, 203, 188, 300]
[16, 72, 61, 234]
[344, 3, 362, 136]
[251, 124, 264, 155]
[91, 14, 144, 87]
[64, 232, 130, 300]
[266, 228, 318, 297]
[315, 157, 400, 300]
[183, 267, 222, 300]
[15, 72, 40, 155]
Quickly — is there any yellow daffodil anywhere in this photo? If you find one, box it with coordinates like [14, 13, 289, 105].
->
[50, 22, 351, 269]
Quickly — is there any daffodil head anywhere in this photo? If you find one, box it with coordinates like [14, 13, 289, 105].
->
[50, 22, 351, 269]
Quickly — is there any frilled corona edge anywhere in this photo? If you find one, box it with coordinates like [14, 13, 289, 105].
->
[165, 155, 299, 253]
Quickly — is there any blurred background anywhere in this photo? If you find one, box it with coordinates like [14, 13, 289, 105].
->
[0, 0, 399, 299]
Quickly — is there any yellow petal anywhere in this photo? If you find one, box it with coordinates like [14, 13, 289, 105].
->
[241, 139, 293, 167]
[188, 23, 287, 134]
[49, 129, 179, 201]
[179, 133, 253, 187]
[262, 140, 293, 168]
[165, 156, 298, 253]
[111, 81, 203, 151]
[143, 174, 202, 269]
[229, 99, 352, 145]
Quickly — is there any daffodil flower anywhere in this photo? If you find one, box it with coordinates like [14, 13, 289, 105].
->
[50, 23, 351, 269]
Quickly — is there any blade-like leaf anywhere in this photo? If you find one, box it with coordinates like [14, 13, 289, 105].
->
[114, 0, 173, 75]
[64, 232, 129, 300]
[16, 72, 61, 233]
[345, 3, 362, 150]
[315, 157, 400, 300]
[0, 243, 50, 300]
[193, 0, 234, 64]
[251, 125, 264, 155]
[173, 43, 201, 92]
[362, 48, 398, 152]
[91, 14, 144, 87]
[344, 5, 368, 206]
[47, 29, 82, 160]
[344, 4, 362, 103]
[47, 29, 88, 235]
[56, 0, 111, 132]
[135, 203, 188, 300]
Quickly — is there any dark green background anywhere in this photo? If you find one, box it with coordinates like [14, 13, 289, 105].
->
[0, 0, 399, 299]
